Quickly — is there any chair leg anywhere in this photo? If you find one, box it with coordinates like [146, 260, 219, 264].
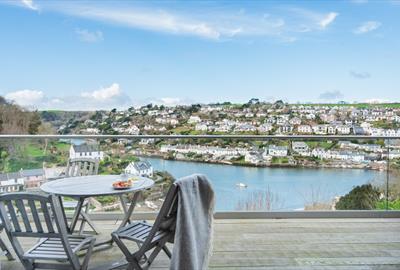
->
[146, 244, 164, 267]
[81, 239, 95, 270]
[79, 209, 99, 235]
[0, 237, 14, 260]
[127, 261, 143, 270]
[162, 245, 172, 258]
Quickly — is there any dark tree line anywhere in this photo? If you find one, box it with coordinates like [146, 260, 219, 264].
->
[0, 96, 42, 134]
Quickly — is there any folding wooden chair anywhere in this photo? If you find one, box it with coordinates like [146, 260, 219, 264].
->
[111, 183, 178, 270]
[63, 158, 100, 234]
[0, 192, 95, 270]
[0, 219, 14, 260]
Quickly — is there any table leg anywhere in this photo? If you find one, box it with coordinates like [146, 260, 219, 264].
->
[57, 196, 70, 233]
[69, 197, 85, 233]
[91, 191, 141, 251]
[118, 191, 141, 229]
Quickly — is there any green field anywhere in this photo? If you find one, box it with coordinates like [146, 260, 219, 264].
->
[1, 141, 70, 172]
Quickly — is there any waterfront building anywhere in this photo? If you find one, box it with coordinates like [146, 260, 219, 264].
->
[69, 143, 104, 160]
[125, 161, 154, 177]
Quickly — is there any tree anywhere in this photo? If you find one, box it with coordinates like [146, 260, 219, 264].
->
[335, 184, 380, 210]
[28, 111, 42, 134]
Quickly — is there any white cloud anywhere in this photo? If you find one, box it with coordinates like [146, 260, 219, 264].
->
[81, 83, 121, 101]
[3, 83, 133, 110]
[349, 70, 371, 79]
[319, 12, 338, 28]
[4, 2, 340, 41]
[354, 21, 381, 34]
[43, 2, 327, 41]
[75, 28, 103, 43]
[289, 8, 339, 31]
[21, 0, 38, 10]
[63, 5, 221, 40]
[5, 89, 44, 106]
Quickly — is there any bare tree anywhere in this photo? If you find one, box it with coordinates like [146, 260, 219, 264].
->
[236, 186, 284, 211]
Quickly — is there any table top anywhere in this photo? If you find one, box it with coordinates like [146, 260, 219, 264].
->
[40, 175, 154, 198]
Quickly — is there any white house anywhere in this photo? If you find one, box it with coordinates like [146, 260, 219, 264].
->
[0, 172, 25, 193]
[69, 144, 104, 160]
[195, 123, 208, 131]
[188, 116, 201, 124]
[245, 152, 264, 164]
[292, 142, 310, 155]
[336, 125, 351, 135]
[297, 125, 312, 134]
[258, 123, 273, 133]
[125, 161, 153, 177]
[267, 145, 288, 157]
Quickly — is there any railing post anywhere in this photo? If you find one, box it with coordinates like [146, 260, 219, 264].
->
[386, 140, 390, 211]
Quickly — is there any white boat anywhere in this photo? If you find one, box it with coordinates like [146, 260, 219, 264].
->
[236, 183, 247, 188]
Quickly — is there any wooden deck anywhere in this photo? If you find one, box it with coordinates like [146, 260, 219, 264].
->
[2, 218, 400, 269]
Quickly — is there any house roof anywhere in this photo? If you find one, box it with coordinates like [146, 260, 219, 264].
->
[72, 143, 100, 153]
[21, 168, 45, 177]
[132, 161, 152, 171]
[0, 168, 45, 182]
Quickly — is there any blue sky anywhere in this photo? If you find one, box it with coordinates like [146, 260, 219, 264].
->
[0, 0, 399, 110]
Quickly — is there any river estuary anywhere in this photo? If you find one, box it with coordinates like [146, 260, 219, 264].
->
[143, 157, 385, 211]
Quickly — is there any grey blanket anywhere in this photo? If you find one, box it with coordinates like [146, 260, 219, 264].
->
[170, 174, 215, 270]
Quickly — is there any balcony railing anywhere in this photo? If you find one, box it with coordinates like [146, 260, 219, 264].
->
[1, 134, 400, 218]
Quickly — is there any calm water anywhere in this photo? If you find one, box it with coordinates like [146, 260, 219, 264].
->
[143, 157, 385, 211]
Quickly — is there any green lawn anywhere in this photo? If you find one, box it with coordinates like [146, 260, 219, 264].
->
[376, 199, 400, 210]
[306, 141, 335, 149]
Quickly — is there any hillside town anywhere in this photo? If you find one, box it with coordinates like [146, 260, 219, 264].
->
[39, 100, 400, 170]
[52, 100, 400, 137]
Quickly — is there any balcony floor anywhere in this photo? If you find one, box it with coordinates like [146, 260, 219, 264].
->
[1, 218, 400, 269]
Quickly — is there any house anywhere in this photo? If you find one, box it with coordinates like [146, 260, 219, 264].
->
[297, 125, 312, 134]
[21, 169, 46, 189]
[258, 123, 273, 133]
[188, 116, 201, 124]
[245, 152, 264, 164]
[125, 161, 153, 177]
[195, 123, 208, 131]
[0, 172, 24, 193]
[312, 125, 328, 135]
[268, 145, 288, 157]
[327, 125, 336, 135]
[292, 142, 310, 155]
[69, 143, 104, 160]
[289, 117, 301, 125]
[139, 138, 155, 145]
[336, 125, 352, 135]
[126, 125, 140, 135]
[278, 125, 293, 134]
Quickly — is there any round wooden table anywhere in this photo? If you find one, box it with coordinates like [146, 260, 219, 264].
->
[41, 175, 154, 248]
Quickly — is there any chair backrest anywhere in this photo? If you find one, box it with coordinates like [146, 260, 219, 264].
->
[65, 158, 99, 177]
[0, 193, 68, 238]
[0, 193, 79, 268]
[141, 182, 179, 250]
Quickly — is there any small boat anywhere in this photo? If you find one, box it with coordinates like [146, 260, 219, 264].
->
[236, 183, 247, 188]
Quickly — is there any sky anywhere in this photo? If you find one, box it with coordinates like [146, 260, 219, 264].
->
[0, 0, 399, 110]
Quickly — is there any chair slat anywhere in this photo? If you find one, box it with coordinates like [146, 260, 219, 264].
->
[6, 201, 21, 232]
[28, 200, 43, 233]
[83, 161, 88, 175]
[88, 162, 94, 175]
[76, 162, 81, 176]
[40, 201, 55, 233]
[15, 199, 32, 232]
